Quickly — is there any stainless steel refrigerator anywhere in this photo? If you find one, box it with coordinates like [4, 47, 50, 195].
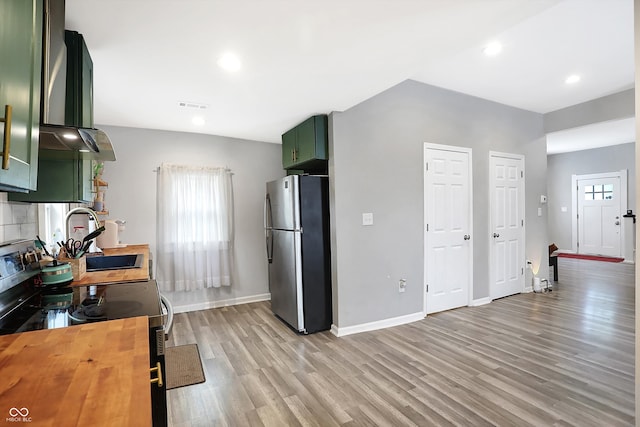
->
[265, 175, 332, 334]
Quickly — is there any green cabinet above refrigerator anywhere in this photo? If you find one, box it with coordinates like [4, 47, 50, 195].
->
[282, 115, 328, 172]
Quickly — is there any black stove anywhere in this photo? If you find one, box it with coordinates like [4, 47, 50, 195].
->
[11, 281, 162, 334]
[0, 239, 163, 335]
[0, 239, 43, 334]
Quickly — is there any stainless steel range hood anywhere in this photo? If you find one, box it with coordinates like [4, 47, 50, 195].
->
[39, 124, 115, 161]
[40, 0, 115, 161]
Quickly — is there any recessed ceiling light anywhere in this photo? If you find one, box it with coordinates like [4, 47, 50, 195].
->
[482, 41, 502, 57]
[565, 74, 581, 84]
[192, 116, 205, 126]
[217, 52, 242, 72]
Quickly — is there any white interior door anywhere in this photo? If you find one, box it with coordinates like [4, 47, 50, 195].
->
[424, 144, 472, 315]
[490, 153, 525, 300]
[577, 177, 621, 257]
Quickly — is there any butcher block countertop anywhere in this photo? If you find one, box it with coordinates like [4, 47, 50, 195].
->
[0, 317, 151, 426]
[71, 244, 150, 287]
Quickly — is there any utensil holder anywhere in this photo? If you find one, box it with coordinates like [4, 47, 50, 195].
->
[57, 256, 86, 280]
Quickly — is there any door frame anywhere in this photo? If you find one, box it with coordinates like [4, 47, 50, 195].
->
[423, 142, 473, 316]
[571, 170, 627, 254]
[489, 151, 526, 299]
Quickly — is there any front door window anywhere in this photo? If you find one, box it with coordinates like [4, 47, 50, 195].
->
[584, 183, 614, 201]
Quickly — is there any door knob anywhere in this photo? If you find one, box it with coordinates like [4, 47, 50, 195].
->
[493, 233, 500, 238]
[463, 235, 471, 240]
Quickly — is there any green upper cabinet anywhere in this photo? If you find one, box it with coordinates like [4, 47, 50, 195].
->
[0, 0, 43, 192]
[65, 30, 93, 128]
[9, 151, 93, 203]
[282, 115, 328, 172]
[281, 127, 297, 169]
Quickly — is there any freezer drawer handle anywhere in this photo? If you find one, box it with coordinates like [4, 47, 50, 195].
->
[0, 105, 12, 170]
[150, 362, 163, 388]
[266, 232, 273, 264]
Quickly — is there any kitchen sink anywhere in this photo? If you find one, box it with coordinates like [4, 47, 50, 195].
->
[85, 254, 144, 272]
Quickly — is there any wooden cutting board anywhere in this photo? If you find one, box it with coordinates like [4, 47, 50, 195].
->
[0, 317, 152, 426]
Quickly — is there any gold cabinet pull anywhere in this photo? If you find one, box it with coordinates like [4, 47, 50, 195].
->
[150, 362, 163, 388]
[0, 105, 12, 170]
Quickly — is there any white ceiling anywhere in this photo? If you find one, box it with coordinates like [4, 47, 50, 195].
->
[65, 0, 635, 151]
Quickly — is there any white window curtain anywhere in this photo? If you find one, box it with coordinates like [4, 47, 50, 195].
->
[156, 163, 234, 292]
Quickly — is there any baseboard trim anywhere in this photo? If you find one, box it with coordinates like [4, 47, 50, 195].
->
[172, 293, 271, 314]
[469, 297, 492, 306]
[330, 311, 424, 337]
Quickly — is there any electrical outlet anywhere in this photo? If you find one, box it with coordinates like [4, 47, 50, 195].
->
[399, 279, 406, 293]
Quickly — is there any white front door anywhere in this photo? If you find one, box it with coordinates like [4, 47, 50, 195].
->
[490, 153, 525, 300]
[577, 177, 621, 257]
[424, 144, 472, 315]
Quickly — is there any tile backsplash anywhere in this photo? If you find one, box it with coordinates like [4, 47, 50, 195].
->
[0, 193, 37, 243]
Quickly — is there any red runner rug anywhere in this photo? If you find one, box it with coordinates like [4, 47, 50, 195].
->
[557, 253, 624, 263]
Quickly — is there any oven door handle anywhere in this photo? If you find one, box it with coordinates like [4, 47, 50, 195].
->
[160, 293, 173, 339]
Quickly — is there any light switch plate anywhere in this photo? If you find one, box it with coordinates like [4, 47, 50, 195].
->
[362, 212, 374, 226]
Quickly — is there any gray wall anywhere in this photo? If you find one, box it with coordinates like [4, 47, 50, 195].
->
[329, 80, 548, 329]
[99, 125, 284, 311]
[544, 88, 634, 133]
[547, 143, 636, 250]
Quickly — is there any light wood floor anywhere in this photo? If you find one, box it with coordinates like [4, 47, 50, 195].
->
[166, 258, 635, 426]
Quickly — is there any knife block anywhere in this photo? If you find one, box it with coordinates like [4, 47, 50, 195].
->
[58, 255, 86, 280]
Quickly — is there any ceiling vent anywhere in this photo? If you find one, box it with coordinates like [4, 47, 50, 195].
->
[177, 101, 209, 110]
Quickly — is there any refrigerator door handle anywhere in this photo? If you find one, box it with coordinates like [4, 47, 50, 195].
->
[264, 193, 271, 230]
[265, 194, 273, 263]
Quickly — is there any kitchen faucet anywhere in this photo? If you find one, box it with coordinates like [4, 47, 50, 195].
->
[65, 207, 102, 239]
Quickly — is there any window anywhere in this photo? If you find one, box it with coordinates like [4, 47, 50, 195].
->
[156, 164, 234, 292]
[37, 203, 68, 255]
[584, 184, 614, 201]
